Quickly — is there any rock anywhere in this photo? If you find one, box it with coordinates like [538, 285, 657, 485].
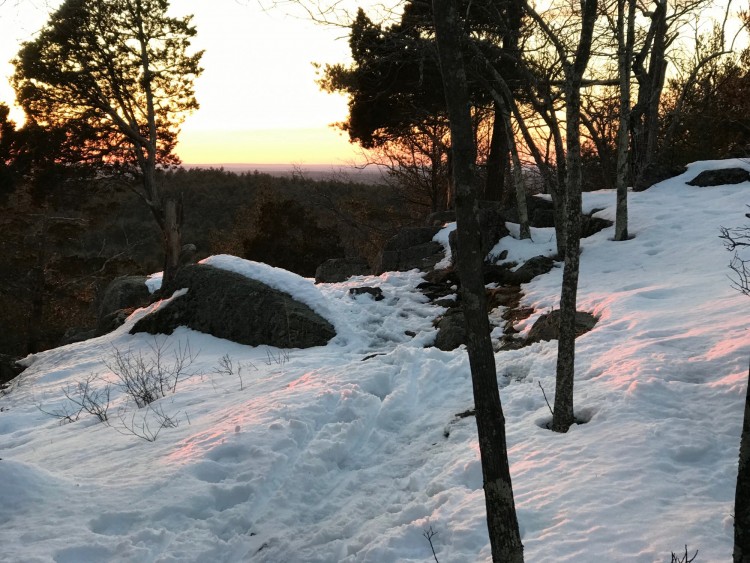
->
[510, 255, 556, 284]
[486, 286, 521, 310]
[634, 162, 687, 191]
[59, 327, 97, 346]
[97, 276, 150, 335]
[434, 308, 466, 351]
[315, 257, 370, 283]
[483, 264, 516, 286]
[349, 286, 384, 301]
[526, 310, 598, 345]
[131, 264, 335, 349]
[581, 215, 613, 238]
[0, 354, 23, 387]
[426, 210, 456, 226]
[505, 195, 555, 228]
[417, 282, 457, 301]
[687, 168, 750, 187]
[97, 308, 137, 337]
[376, 226, 444, 273]
[418, 269, 460, 301]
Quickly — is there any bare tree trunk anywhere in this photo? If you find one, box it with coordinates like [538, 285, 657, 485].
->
[485, 105, 508, 202]
[631, 0, 668, 188]
[502, 104, 531, 240]
[543, 0, 598, 433]
[432, 0, 524, 559]
[735, 361, 750, 562]
[551, 75, 585, 433]
[614, 0, 636, 241]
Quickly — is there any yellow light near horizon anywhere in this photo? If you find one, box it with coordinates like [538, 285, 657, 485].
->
[176, 127, 363, 166]
[1, 1, 365, 166]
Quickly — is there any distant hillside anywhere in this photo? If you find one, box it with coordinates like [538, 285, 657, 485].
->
[183, 163, 387, 184]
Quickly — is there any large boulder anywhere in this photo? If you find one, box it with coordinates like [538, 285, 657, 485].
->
[581, 214, 613, 238]
[526, 310, 598, 345]
[315, 257, 370, 283]
[130, 264, 335, 349]
[376, 226, 444, 274]
[97, 276, 151, 335]
[504, 195, 556, 228]
[687, 168, 750, 187]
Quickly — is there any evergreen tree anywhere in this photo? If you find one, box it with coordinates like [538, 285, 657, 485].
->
[12, 0, 203, 285]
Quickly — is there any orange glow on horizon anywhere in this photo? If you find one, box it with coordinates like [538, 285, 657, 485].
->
[176, 127, 364, 166]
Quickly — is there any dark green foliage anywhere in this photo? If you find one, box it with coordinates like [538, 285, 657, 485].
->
[320, 1, 522, 150]
[320, 8, 446, 148]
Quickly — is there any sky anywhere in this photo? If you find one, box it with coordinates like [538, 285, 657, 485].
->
[0, 0, 369, 166]
[2, 159, 750, 560]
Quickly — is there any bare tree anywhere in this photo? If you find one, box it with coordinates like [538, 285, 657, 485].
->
[522, 0, 599, 433]
[432, 0, 524, 559]
[614, 0, 636, 240]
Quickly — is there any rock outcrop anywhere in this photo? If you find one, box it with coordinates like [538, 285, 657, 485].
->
[97, 276, 151, 335]
[131, 265, 335, 349]
[526, 310, 598, 345]
[687, 168, 750, 187]
[376, 226, 444, 274]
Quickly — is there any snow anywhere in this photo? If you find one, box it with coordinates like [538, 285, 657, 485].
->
[2, 160, 750, 561]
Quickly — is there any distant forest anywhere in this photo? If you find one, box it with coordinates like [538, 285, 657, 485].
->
[0, 167, 419, 357]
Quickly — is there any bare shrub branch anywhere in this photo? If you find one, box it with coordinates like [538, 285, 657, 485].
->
[62, 374, 111, 423]
[422, 526, 440, 563]
[105, 338, 199, 408]
[720, 219, 750, 296]
[215, 353, 257, 391]
[264, 347, 290, 367]
[38, 373, 111, 424]
[113, 403, 180, 442]
[671, 545, 698, 563]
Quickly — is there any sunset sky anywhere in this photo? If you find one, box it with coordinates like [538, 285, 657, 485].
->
[0, 0, 369, 166]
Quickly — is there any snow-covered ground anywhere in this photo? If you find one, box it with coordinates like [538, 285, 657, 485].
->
[1, 159, 749, 562]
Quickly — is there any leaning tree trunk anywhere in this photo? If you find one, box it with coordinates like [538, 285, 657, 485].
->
[734, 361, 750, 562]
[432, 0, 524, 559]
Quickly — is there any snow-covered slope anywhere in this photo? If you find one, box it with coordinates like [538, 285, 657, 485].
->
[2, 160, 749, 562]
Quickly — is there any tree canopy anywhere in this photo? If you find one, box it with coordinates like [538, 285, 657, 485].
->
[12, 0, 203, 284]
[12, 0, 202, 173]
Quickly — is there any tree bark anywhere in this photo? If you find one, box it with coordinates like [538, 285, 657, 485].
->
[485, 104, 508, 203]
[631, 0, 668, 188]
[501, 101, 531, 240]
[547, 0, 598, 433]
[614, 0, 636, 241]
[735, 361, 750, 562]
[432, 0, 524, 559]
